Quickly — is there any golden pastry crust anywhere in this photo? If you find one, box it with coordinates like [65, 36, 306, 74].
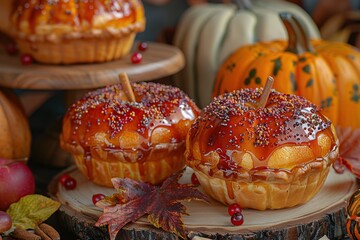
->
[185, 88, 339, 210]
[11, 0, 145, 40]
[10, 0, 145, 63]
[60, 82, 200, 187]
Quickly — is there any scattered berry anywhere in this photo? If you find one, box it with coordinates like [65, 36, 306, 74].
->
[228, 203, 242, 216]
[20, 54, 33, 65]
[230, 212, 244, 226]
[59, 174, 71, 186]
[191, 173, 200, 185]
[63, 177, 77, 190]
[138, 42, 148, 51]
[131, 52, 142, 64]
[92, 193, 105, 205]
[5, 42, 18, 55]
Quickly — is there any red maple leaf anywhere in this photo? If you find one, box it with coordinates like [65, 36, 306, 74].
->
[95, 170, 210, 240]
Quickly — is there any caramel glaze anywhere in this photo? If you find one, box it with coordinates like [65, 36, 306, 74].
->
[187, 88, 337, 179]
[11, 0, 144, 34]
[61, 82, 199, 179]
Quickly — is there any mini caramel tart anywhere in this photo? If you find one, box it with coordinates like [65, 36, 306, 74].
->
[10, 0, 145, 64]
[60, 82, 200, 187]
[186, 88, 339, 210]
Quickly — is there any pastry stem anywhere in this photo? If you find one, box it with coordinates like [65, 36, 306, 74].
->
[119, 72, 136, 102]
[257, 76, 274, 108]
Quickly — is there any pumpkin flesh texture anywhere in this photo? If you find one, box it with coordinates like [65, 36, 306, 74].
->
[213, 39, 360, 128]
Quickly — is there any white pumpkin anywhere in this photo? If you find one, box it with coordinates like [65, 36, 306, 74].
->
[173, 0, 320, 107]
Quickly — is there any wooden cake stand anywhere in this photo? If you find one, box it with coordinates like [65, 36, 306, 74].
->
[49, 167, 356, 240]
[0, 42, 184, 90]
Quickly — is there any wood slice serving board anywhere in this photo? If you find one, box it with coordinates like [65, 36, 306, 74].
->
[49, 167, 357, 240]
[0, 42, 184, 90]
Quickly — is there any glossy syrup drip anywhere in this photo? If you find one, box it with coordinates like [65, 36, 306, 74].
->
[63, 82, 199, 176]
[12, 0, 139, 33]
[189, 88, 336, 176]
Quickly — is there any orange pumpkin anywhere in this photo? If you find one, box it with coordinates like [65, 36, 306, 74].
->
[213, 12, 360, 129]
[346, 189, 360, 240]
[0, 89, 31, 160]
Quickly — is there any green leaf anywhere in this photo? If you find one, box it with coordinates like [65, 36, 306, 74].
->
[302, 65, 311, 74]
[244, 77, 251, 86]
[271, 57, 282, 76]
[306, 79, 314, 87]
[299, 57, 306, 62]
[7, 194, 61, 230]
[255, 77, 261, 85]
[249, 68, 256, 78]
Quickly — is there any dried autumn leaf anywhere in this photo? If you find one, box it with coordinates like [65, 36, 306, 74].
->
[336, 127, 360, 177]
[6, 194, 61, 230]
[95, 170, 210, 240]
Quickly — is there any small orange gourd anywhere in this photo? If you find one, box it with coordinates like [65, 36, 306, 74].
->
[0, 89, 31, 160]
[213, 12, 360, 129]
[346, 189, 360, 240]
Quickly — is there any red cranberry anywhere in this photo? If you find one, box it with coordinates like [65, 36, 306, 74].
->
[20, 54, 33, 65]
[131, 52, 142, 64]
[59, 174, 71, 186]
[138, 42, 148, 51]
[231, 212, 244, 226]
[63, 177, 77, 190]
[228, 203, 242, 216]
[92, 193, 105, 205]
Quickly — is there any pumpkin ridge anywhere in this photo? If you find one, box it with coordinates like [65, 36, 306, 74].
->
[0, 91, 31, 159]
[0, 93, 13, 158]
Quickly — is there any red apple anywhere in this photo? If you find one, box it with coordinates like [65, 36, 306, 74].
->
[0, 159, 35, 211]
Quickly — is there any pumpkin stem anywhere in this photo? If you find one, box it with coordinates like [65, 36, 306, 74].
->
[119, 72, 136, 102]
[279, 12, 315, 54]
[257, 76, 274, 109]
[233, 0, 252, 10]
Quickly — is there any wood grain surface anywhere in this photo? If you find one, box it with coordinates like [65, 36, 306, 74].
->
[0, 42, 184, 90]
[49, 166, 356, 240]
